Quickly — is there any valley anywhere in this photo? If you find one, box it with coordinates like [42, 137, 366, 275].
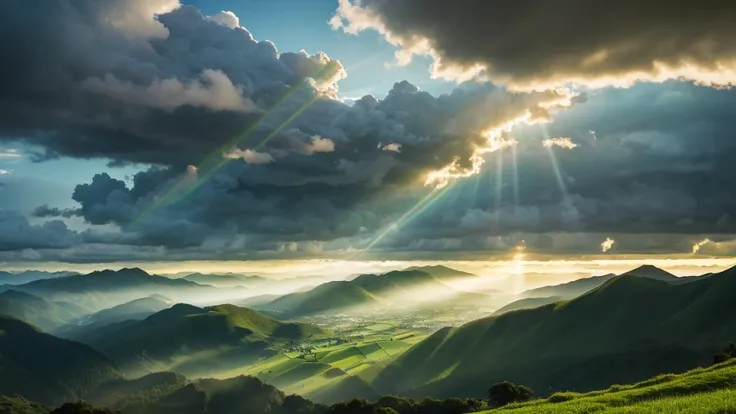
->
[0, 263, 735, 413]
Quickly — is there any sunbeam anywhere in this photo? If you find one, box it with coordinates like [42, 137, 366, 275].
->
[494, 150, 504, 229]
[127, 64, 340, 229]
[512, 144, 520, 208]
[359, 184, 455, 255]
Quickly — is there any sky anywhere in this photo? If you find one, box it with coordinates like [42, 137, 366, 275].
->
[1, 0, 736, 269]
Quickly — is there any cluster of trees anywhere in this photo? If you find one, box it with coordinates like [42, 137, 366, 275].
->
[0, 376, 535, 414]
[328, 382, 534, 414]
[713, 342, 736, 364]
[50, 402, 119, 414]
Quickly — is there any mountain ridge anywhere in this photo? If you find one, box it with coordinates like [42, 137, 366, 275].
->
[375, 266, 736, 399]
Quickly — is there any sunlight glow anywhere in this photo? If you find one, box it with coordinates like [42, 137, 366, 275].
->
[424, 89, 577, 189]
[542, 137, 579, 149]
[601, 237, 615, 253]
[360, 184, 454, 254]
[692, 238, 712, 254]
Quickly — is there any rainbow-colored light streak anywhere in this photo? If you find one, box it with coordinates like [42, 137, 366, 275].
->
[357, 183, 455, 255]
[128, 64, 339, 228]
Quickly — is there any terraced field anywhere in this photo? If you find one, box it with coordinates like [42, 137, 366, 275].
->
[211, 323, 430, 403]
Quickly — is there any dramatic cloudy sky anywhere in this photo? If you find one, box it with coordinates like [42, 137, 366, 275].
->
[1, 0, 736, 264]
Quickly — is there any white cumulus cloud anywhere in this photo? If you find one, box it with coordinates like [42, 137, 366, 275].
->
[211, 10, 240, 28]
[692, 238, 712, 254]
[223, 149, 275, 165]
[542, 137, 579, 149]
[601, 237, 615, 252]
[378, 142, 402, 153]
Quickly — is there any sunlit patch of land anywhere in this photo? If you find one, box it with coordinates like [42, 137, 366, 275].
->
[482, 358, 736, 413]
[206, 318, 431, 403]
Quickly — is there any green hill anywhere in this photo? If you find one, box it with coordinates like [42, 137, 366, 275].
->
[521, 274, 616, 299]
[140, 375, 325, 414]
[483, 358, 736, 413]
[85, 372, 188, 413]
[492, 296, 562, 315]
[261, 281, 380, 317]
[622, 264, 678, 282]
[0, 316, 122, 406]
[82, 304, 329, 377]
[353, 270, 450, 295]
[522, 265, 677, 300]
[56, 295, 174, 342]
[375, 266, 736, 399]
[0, 290, 90, 332]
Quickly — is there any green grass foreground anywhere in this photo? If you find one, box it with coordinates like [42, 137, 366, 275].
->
[483, 358, 736, 413]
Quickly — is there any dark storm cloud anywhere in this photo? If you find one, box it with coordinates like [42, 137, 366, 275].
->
[5, 1, 736, 260]
[369, 81, 736, 255]
[0, 211, 79, 251]
[32, 205, 81, 219]
[332, 0, 736, 89]
[0, 0, 343, 166]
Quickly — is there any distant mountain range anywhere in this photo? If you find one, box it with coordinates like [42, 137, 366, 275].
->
[403, 265, 478, 281]
[0, 270, 79, 286]
[0, 290, 90, 331]
[375, 264, 736, 398]
[180, 273, 270, 288]
[0, 268, 245, 311]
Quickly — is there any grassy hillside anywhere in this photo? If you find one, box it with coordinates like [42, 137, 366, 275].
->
[85, 372, 188, 413]
[492, 296, 562, 315]
[375, 266, 736, 398]
[0, 316, 122, 406]
[522, 265, 677, 300]
[82, 304, 329, 377]
[261, 281, 380, 317]
[0, 290, 90, 331]
[484, 358, 736, 413]
[521, 274, 616, 299]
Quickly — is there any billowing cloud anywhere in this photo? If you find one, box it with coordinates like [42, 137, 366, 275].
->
[692, 238, 712, 254]
[0, 210, 79, 251]
[0, 1, 345, 166]
[2, 2, 736, 261]
[542, 137, 578, 150]
[211, 10, 240, 28]
[601, 237, 615, 253]
[0, 149, 20, 159]
[82, 69, 256, 112]
[302, 136, 335, 155]
[331, 0, 736, 90]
